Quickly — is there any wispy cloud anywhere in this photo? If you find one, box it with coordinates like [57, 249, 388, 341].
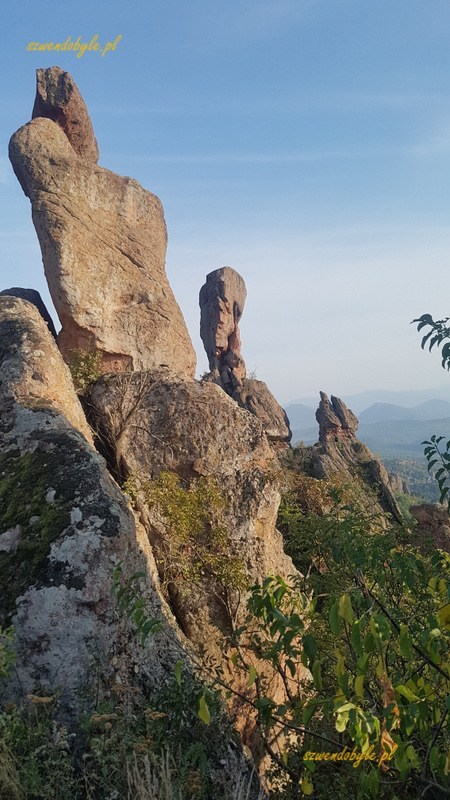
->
[107, 145, 402, 165]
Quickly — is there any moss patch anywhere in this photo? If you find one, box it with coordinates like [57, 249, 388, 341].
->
[0, 448, 71, 621]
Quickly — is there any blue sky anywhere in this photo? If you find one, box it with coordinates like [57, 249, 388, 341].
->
[2, 0, 450, 404]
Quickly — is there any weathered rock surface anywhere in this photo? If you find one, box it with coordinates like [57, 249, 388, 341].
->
[0, 287, 57, 338]
[0, 297, 263, 798]
[32, 66, 99, 163]
[0, 297, 179, 711]
[316, 391, 358, 442]
[88, 371, 301, 753]
[0, 296, 92, 443]
[200, 267, 247, 390]
[232, 379, 292, 443]
[410, 504, 450, 553]
[9, 69, 196, 377]
[310, 392, 402, 522]
[199, 267, 291, 443]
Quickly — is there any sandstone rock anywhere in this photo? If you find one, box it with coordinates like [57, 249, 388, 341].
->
[232, 379, 292, 443]
[32, 66, 99, 163]
[0, 287, 57, 339]
[410, 504, 450, 553]
[311, 392, 402, 523]
[200, 267, 247, 390]
[0, 297, 180, 714]
[199, 267, 291, 443]
[316, 392, 358, 442]
[9, 74, 196, 378]
[88, 371, 301, 755]
[0, 295, 92, 443]
[0, 298, 263, 798]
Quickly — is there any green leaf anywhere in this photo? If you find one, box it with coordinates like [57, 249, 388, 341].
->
[329, 601, 341, 635]
[198, 692, 211, 725]
[395, 684, 419, 702]
[311, 660, 323, 691]
[302, 633, 317, 663]
[354, 674, 364, 698]
[301, 777, 314, 796]
[399, 624, 413, 660]
[338, 594, 353, 625]
[174, 659, 183, 687]
[351, 620, 362, 656]
[248, 665, 257, 687]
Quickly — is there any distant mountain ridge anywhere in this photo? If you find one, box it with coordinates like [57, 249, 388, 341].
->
[286, 387, 450, 415]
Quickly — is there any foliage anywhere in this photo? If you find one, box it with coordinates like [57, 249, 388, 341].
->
[136, 471, 247, 594]
[0, 626, 15, 679]
[111, 562, 163, 643]
[0, 672, 247, 800]
[422, 435, 450, 511]
[221, 490, 450, 799]
[66, 349, 102, 394]
[412, 313, 450, 370]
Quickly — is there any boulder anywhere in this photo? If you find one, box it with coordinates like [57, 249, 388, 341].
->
[32, 66, 99, 163]
[0, 295, 91, 443]
[316, 392, 358, 442]
[87, 371, 300, 752]
[9, 70, 196, 378]
[0, 287, 57, 339]
[232, 379, 292, 444]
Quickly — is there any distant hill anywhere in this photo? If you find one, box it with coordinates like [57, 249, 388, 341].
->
[286, 387, 450, 415]
[359, 399, 450, 424]
[283, 403, 317, 431]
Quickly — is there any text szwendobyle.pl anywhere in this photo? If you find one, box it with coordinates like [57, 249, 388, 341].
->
[304, 743, 398, 769]
[26, 35, 122, 58]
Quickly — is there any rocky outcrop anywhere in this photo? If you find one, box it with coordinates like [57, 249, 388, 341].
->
[0, 295, 92, 443]
[0, 297, 179, 712]
[232, 379, 292, 443]
[9, 68, 196, 378]
[87, 371, 301, 752]
[0, 296, 263, 798]
[200, 267, 247, 389]
[410, 504, 450, 553]
[32, 66, 99, 163]
[310, 392, 402, 522]
[200, 267, 291, 444]
[0, 287, 57, 338]
[316, 391, 358, 442]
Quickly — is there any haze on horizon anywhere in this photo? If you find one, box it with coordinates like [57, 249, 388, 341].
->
[2, 0, 450, 404]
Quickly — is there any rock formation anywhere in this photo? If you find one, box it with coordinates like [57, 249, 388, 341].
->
[0, 295, 91, 443]
[199, 267, 291, 443]
[0, 296, 175, 710]
[87, 370, 302, 754]
[0, 296, 262, 799]
[9, 67, 196, 377]
[0, 287, 57, 338]
[410, 504, 450, 553]
[310, 392, 402, 522]
[200, 266, 247, 389]
[32, 66, 99, 163]
[316, 391, 358, 442]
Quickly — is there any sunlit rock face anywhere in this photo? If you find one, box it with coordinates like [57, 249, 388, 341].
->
[9, 67, 196, 378]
